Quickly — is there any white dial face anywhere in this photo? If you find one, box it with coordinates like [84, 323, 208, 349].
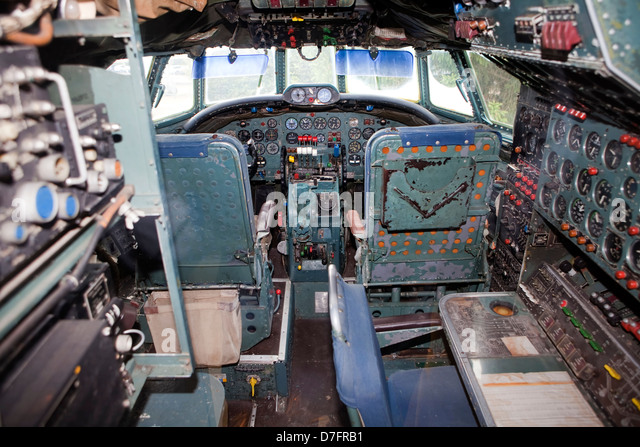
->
[317, 87, 332, 103]
[290, 87, 306, 103]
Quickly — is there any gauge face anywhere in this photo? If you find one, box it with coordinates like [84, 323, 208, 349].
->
[317, 87, 332, 103]
[252, 129, 264, 141]
[604, 232, 623, 264]
[624, 177, 638, 199]
[568, 125, 582, 151]
[348, 117, 359, 127]
[362, 127, 375, 140]
[576, 169, 592, 195]
[266, 142, 280, 155]
[553, 119, 566, 143]
[285, 118, 298, 130]
[314, 117, 327, 129]
[348, 141, 362, 153]
[560, 159, 575, 185]
[587, 211, 604, 238]
[524, 133, 537, 156]
[265, 128, 278, 141]
[254, 143, 265, 155]
[316, 133, 326, 143]
[594, 180, 612, 208]
[286, 132, 298, 144]
[631, 151, 640, 174]
[299, 117, 313, 130]
[546, 151, 559, 175]
[267, 118, 278, 128]
[553, 195, 567, 219]
[519, 107, 531, 124]
[348, 127, 361, 140]
[628, 240, 640, 273]
[539, 183, 554, 209]
[584, 132, 601, 160]
[328, 116, 341, 129]
[604, 140, 622, 169]
[290, 87, 306, 103]
[611, 200, 631, 232]
[237, 129, 251, 143]
[570, 198, 585, 224]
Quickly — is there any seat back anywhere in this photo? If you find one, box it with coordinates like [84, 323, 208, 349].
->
[328, 264, 393, 426]
[154, 133, 257, 286]
[356, 123, 502, 287]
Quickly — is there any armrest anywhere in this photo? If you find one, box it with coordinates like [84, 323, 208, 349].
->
[346, 209, 366, 239]
[256, 200, 276, 242]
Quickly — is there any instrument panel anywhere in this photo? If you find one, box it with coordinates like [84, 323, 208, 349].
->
[217, 111, 403, 181]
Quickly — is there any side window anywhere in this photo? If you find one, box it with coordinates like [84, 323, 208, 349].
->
[426, 50, 473, 117]
[468, 52, 521, 128]
[152, 54, 195, 121]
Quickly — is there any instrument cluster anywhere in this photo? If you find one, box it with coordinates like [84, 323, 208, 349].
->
[535, 105, 640, 298]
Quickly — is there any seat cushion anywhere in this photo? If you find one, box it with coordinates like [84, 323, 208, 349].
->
[387, 365, 478, 427]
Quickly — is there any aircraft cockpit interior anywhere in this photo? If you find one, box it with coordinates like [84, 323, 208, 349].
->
[0, 0, 639, 429]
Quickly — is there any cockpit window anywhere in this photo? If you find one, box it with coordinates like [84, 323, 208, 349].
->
[285, 46, 337, 87]
[426, 50, 473, 117]
[152, 54, 195, 121]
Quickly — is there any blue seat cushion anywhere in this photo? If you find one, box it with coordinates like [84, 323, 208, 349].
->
[387, 365, 478, 427]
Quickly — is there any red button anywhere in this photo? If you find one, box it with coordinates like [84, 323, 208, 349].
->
[629, 226, 639, 236]
[628, 280, 639, 290]
[615, 270, 627, 279]
[588, 167, 598, 175]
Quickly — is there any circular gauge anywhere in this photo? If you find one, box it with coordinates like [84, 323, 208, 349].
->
[524, 133, 537, 156]
[317, 87, 332, 103]
[286, 132, 298, 144]
[604, 140, 622, 169]
[568, 125, 583, 151]
[290, 87, 306, 103]
[624, 177, 637, 199]
[519, 107, 531, 124]
[252, 129, 264, 142]
[553, 195, 567, 219]
[546, 151, 559, 175]
[534, 138, 546, 163]
[348, 127, 362, 140]
[285, 118, 298, 130]
[587, 211, 604, 239]
[328, 116, 341, 130]
[553, 119, 566, 143]
[363, 127, 375, 140]
[254, 143, 265, 155]
[628, 240, 640, 273]
[316, 133, 326, 143]
[299, 117, 313, 130]
[611, 200, 631, 232]
[267, 118, 278, 128]
[314, 117, 327, 129]
[560, 159, 575, 185]
[594, 180, 612, 208]
[631, 151, 640, 173]
[237, 129, 251, 143]
[348, 141, 362, 153]
[576, 169, 592, 195]
[603, 232, 624, 264]
[584, 132, 601, 160]
[265, 128, 278, 141]
[266, 142, 280, 155]
[570, 198, 585, 224]
[348, 117, 359, 128]
[539, 183, 555, 209]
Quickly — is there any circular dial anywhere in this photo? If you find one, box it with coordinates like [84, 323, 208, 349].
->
[348, 117, 359, 127]
[286, 132, 298, 144]
[254, 143, 265, 155]
[628, 240, 640, 273]
[587, 211, 604, 238]
[568, 125, 583, 151]
[299, 117, 313, 130]
[313, 117, 327, 129]
[520, 107, 531, 124]
[316, 133, 326, 143]
[252, 129, 264, 142]
[553, 119, 566, 143]
[553, 195, 567, 219]
[290, 87, 306, 103]
[584, 132, 601, 160]
[604, 232, 624, 264]
[237, 129, 251, 143]
[594, 180, 612, 208]
[348, 141, 362, 153]
[576, 169, 592, 195]
[267, 118, 278, 128]
[570, 198, 585, 224]
[265, 128, 278, 141]
[285, 118, 298, 130]
[328, 116, 341, 130]
[524, 133, 537, 156]
[539, 183, 555, 209]
[560, 159, 575, 185]
[631, 151, 640, 173]
[266, 142, 280, 155]
[317, 87, 332, 103]
[362, 127, 375, 140]
[604, 140, 622, 169]
[348, 127, 362, 140]
[624, 177, 637, 199]
[611, 200, 631, 232]
[546, 151, 559, 175]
